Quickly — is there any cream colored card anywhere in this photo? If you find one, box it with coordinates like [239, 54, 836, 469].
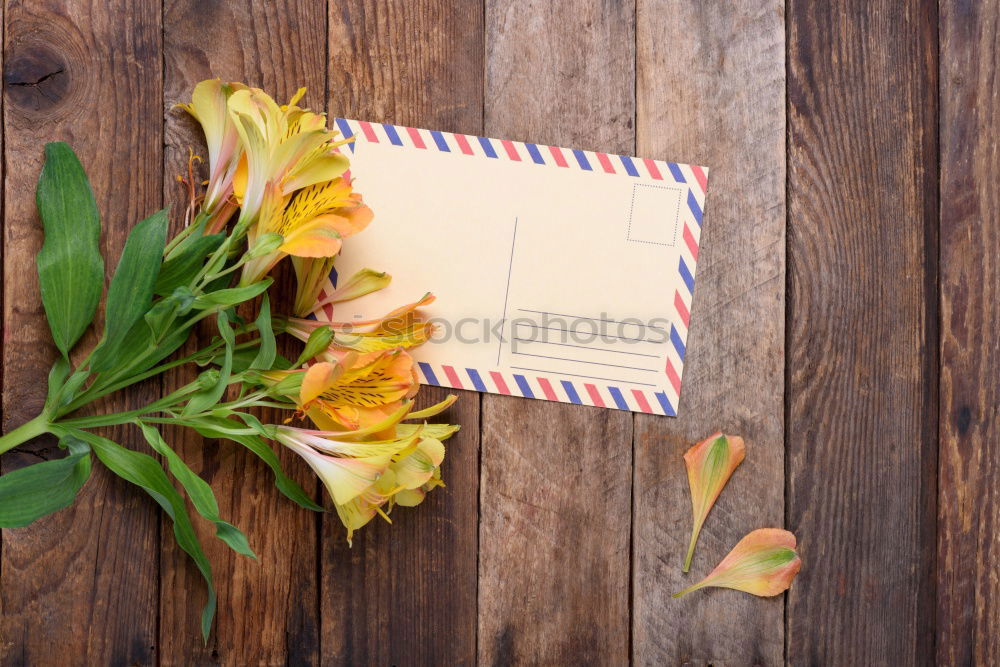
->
[326, 119, 708, 416]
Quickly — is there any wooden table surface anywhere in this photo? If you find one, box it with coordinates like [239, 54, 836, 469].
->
[1, 1, 997, 665]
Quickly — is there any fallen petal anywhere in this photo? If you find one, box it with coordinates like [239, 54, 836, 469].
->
[683, 432, 745, 571]
[674, 528, 802, 598]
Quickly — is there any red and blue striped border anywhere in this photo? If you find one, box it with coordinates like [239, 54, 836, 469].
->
[330, 118, 708, 416]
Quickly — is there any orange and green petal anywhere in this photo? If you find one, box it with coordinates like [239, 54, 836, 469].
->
[390, 437, 446, 490]
[674, 528, 801, 598]
[333, 495, 380, 546]
[279, 436, 386, 506]
[683, 433, 745, 571]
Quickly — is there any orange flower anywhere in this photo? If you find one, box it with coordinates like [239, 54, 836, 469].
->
[673, 528, 802, 598]
[261, 353, 419, 431]
[241, 177, 373, 285]
[682, 433, 745, 571]
[274, 394, 457, 543]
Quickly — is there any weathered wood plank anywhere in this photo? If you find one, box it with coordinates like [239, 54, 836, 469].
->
[479, 2, 635, 663]
[322, 392, 480, 665]
[786, 0, 939, 662]
[937, 1, 1000, 663]
[0, 0, 162, 663]
[159, 1, 326, 663]
[322, 2, 483, 664]
[632, 1, 787, 663]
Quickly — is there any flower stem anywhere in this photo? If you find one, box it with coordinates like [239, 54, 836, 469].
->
[58, 329, 260, 417]
[683, 523, 702, 573]
[0, 413, 51, 455]
[671, 581, 705, 599]
[57, 380, 206, 429]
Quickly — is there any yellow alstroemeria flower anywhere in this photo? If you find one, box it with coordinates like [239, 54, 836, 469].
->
[261, 352, 419, 432]
[302, 354, 419, 431]
[292, 263, 388, 319]
[302, 267, 392, 318]
[285, 293, 436, 362]
[178, 79, 245, 231]
[304, 268, 400, 318]
[274, 424, 417, 505]
[242, 177, 374, 286]
[225, 86, 352, 279]
[274, 395, 458, 544]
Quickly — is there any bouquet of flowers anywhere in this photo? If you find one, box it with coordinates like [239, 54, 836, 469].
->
[0, 80, 456, 639]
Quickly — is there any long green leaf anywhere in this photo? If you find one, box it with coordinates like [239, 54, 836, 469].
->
[56, 369, 93, 410]
[191, 417, 323, 512]
[92, 318, 191, 390]
[250, 294, 276, 370]
[69, 428, 217, 641]
[155, 234, 224, 296]
[35, 142, 104, 359]
[90, 209, 169, 373]
[192, 279, 272, 310]
[0, 435, 91, 528]
[136, 422, 256, 559]
[229, 348, 293, 375]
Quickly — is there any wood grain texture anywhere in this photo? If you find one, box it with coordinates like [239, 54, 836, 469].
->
[479, 1, 635, 663]
[632, 1, 787, 664]
[323, 3, 483, 664]
[322, 390, 480, 666]
[159, 1, 326, 663]
[0, 1, 163, 664]
[8, 3, 1000, 664]
[937, 0, 1000, 664]
[787, 1, 939, 663]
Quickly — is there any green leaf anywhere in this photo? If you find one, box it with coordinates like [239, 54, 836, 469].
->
[229, 348, 292, 375]
[164, 213, 209, 261]
[182, 310, 235, 416]
[250, 294, 276, 370]
[44, 357, 70, 411]
[56, 369, 93, 409]
[136, 422, 256, 559]
[144, 286, 196, 339]
[155, 234, 224, 296]
[90, 209, 170, 373]
[93, 319, 191, 388]
[191, 417, 323, 512]
[233, 411, 278, 440]
[192, 279, 272, 310]
[69, 428, 216, 641]
[35, 142, 104, 359]
[293, 325, 334, 366]
[0, 434, 91, 528]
